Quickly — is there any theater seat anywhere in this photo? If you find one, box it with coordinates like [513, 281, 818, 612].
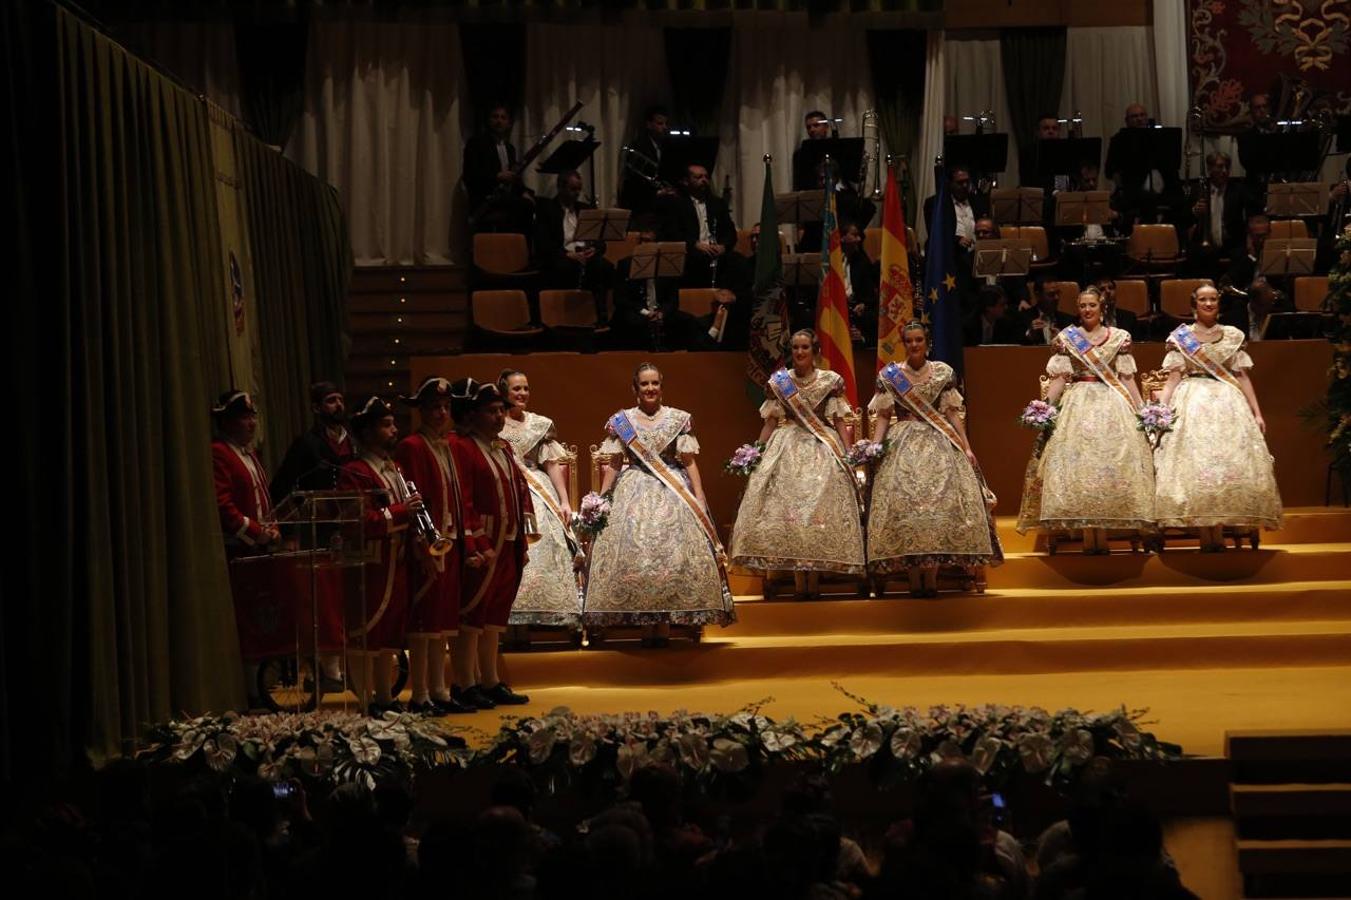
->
[678, 288, 719, 317]
[470, 290, 543, 343]
[1293, 276, 1329, 312]
[472, 232, 535, 275]
[1125, 224, 1182, 277]
[1158, 278, 1213, 320]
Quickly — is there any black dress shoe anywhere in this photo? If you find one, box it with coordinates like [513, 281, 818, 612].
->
[452, 684, 496, 710]
[484, 682, 530, 705]
[406, 699, 440, 715]
[431, 694, 476, 715]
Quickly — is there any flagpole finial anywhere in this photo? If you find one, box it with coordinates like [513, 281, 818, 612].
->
[935, 155, 944, 167]
[763, 153, 772, 163]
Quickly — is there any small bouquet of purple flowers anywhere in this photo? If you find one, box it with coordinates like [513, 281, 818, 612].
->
[724, 441, 765, 477]
[1136, 403, 1177, 448]
[845, 439, 888, 467]
[572, 492, 612, 539]
[1017, 400, 1059, 433]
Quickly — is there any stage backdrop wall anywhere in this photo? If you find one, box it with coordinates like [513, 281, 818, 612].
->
[412, 341, 1333, 537]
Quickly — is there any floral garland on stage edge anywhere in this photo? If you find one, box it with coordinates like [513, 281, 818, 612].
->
[135, 690, 1179, 796]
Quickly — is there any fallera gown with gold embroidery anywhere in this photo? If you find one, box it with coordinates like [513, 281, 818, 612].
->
[729, 368, 866, 575]
[500, 411, 582, 627]
[1017, 327, 1155, 533]
[582, 406, 735, 627]
[1153, 325, 1282, 529]
[866, 361, 1003, 572]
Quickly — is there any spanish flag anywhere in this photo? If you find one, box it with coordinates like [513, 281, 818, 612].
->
[876, 165, 915, 369]
[815, 187, 859, 407]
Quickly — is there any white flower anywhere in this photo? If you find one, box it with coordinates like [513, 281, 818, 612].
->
[762, 729, 799, 754]
[616, 741, 649, 780]
[569, 734, 597, 767]
[710, 738, 749, 773]
[849, 724, 884, 761]
[527, 727, 556, 764]
[971, 736, 1002, 774]
[1114, 719, 1142, 751]
[1061, 729, 1095, 765]
[348, 736, 381, 766]
[889, 728, 922, 760]
[1018, 733, 1055, 772]
[676, 733, 710, 771]
[203, 735, 238, 772]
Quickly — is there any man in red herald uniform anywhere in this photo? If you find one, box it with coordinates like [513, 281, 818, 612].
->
[211, 391, 278, 557]
[393, 377, 479, 715]
[447, 378, 533, 708]
[340, 397, 424, 715]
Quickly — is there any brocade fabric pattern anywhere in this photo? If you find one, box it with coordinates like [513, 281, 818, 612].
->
[866, 361, 1001, 572]
[729, 368, 867, 575]
[1153, 325, 1282, 528]
[501, 412, 582, 627]
[583, 406, 735, 627]
[1017, 328, 1156, 532]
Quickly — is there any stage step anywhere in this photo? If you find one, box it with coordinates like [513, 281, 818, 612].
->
[505, 620, 1351, 687]
[1228, 731, 1351, 785]
[993, 507, 1351, 553]
[1236, 840, 1351, 898]
[990, 545, 1350, 590]
[1232, 784, 1351, 842]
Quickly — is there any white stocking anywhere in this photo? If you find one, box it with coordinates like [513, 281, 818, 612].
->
[453, 631, 478, 688]
[407, 635, 430, 704]
[478, 630, 502, 688]
[428, 636, 450, 702]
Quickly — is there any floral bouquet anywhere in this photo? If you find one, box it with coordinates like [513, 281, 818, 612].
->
[844, 439, 888, 467]
[1017, 399, 1059, 433]
[1136, 403, 1176, 448]
[724, 441, 765, 477]
[572, 492, 612, 539]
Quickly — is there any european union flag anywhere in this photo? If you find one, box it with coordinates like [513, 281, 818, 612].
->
[923, 163, 963, 377]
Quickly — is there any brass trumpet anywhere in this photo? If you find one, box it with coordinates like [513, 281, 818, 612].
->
[397, 472, 453, 557]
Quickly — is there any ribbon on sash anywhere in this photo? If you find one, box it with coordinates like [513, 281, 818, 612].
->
[1168, 325, 1246, 394]
[508, 452, 581, 556]
[769, 369, 864, 510]
[1057, 326, 1137, 410]
[609, 411, 729, 580]
[880, 363, 997, 508]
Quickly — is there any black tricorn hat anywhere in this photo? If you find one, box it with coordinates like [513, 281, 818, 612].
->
[349, 395, 395, 433]
[399, 376, 452, 407]
[211, 390, 257, 419]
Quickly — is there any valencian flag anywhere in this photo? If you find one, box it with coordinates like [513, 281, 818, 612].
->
[876, 164, 915, 369]
[747, 156, 790, 394]
[923, 162, 964, 377]
[815, 181, 859, 406]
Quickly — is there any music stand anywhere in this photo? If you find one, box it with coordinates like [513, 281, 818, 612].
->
[538, 137, 601, 201]
[1259, 239, 1317, 277]
[575, 208, 630, 243]
[1104, 127, 1182, 181]
[990, 188, 1045, 225]
[775, 191, 825, 224]
[628, 242, 687, 281]
[973, 240, 1033, 278]
[1237, 131, 1322, 179]
[1055, 191, 1114, 227]
[794, 138, 865, 188]
[782, 253, 823, 288]
[1265, 183, 1328, 218]
[1036, 138, 1103, 182]
[943, 134, 1009, 180]
[658, 136, 721, 185]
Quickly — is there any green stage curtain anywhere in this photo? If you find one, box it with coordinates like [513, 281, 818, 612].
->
[866, 28, 926, 218]
[1000, 27, 1066, 185]
[234, 11, 309, 148]
[235, 131, 352, 462]
[663, 27, 731, 142]
[459, 21, 526, 127]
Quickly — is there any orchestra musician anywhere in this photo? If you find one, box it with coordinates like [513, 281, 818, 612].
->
[618, 105, 672, 231]
[1019, 279, 1075, 346]
[840, 220, 880, 345]
[533, 169, 615, 320]
[971, 217, 1029, 309]
[791, 110, 832, 191]
[658, 162, 747, 300]
[924, 165, 989, 306]
[1220, 215, 1294, 341]
[1185, 151, 1258, 270]
[1105, 102, 1185, 228]
[463, 103, 533, 233]
[1248, 93, 1276, 134]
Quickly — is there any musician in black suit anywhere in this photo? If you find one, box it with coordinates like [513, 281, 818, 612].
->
[924, 165, 989, 310]
[533, 169, 614, 319]
[840, 220, 880, 345]
[463, 104, 533, 234]
[1185, 151, 1258, 271]
[1094, 278, 1141, 341]
[1219, 215, 1293, 340]
[618, 106, 674, 231]
[611, 268, 697, 351]
[1019, 278, 1075, 345]
[964, 286, 1022, 346]
[1104, 102, 1185, 229]
[791, 110, 832, 190]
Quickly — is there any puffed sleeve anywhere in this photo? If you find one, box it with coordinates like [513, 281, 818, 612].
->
[1161, 348, 1186, 372]
[938, 385, 966, 416]
[1046, 353, 1073, 378]
[598, 415, 623, 457]
[676, 415, 700, 455]
[536, 424, 570, 464]
[868, 378, 895, 414]
[824, 394, 852, 422]
[1231, 349, 1254, 372]
[759, 397, 786, 420]
[1114, 340, 1138, 376]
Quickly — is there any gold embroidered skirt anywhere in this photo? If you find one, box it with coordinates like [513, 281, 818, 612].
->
[508, 474, 583, 627]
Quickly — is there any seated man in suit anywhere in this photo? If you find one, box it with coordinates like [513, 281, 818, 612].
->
[610, 268, 696, 352]
[1019, 278, 1075, 345]
[463, 104, 533, 234]
[840, 220, 880, 346]
[970, 217, 1030, 313]
[1094, 278, 1141, 340]
[533, 169, 614, 320]
[658, 163, 750, 349]
[1220, 216, 1294, 340]
[1184, 151, 1256, 276]
[964, 285, 1021, 346]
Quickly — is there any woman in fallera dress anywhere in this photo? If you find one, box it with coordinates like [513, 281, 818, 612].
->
[729, 329, 866, 599]
[583, 363, 735, 646]
[497, 369, 583, 629]
[1017, 286, 1154, 553]
[1153, 285, 1282, 549]
[866, 322, 1001, 596]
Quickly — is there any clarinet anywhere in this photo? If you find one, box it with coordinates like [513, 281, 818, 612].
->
[708, 206, 719, 288]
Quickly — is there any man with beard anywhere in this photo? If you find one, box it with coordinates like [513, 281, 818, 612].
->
[340, 397, 424, 715]
[463, 103, 533, 233]
[270, 381, 355, 503]
[618, 105, 674, 231]
[447, 379, 532, 709]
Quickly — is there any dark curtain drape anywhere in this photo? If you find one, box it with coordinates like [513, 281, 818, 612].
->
[663, 27, 732, 139]
[459, 21, 525, 127]
[866, 28, 926, 219]
[236, 132, 352, 460]
[999, 27, 1067, 185]
[233, 10, 309, 148]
